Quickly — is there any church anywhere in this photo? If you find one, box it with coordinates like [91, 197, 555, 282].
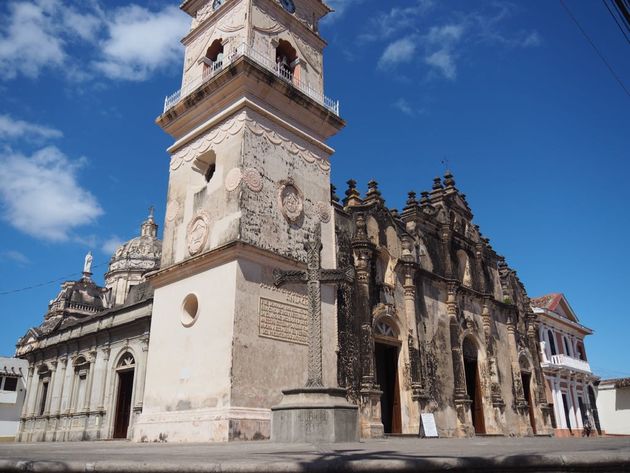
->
[15, 0, 554, 442]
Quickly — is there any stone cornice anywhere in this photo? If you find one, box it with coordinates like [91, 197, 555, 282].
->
[148, 241, 306, 288]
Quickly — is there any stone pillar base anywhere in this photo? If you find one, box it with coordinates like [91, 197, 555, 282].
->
[271, 387, 359, 443]
[133, 407, 271, 443]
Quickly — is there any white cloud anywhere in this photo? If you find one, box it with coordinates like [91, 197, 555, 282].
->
[0, 145, 103, 241]
[393, 98, 414, 116]
[522, 31, 541, 47]
[102, 235, 123, 255]
[426, 24, 464, 45]
[425, 49, 457, 80]
[0, 114, 62, 141]
[93, 5, 189, 81]
[0, 1, 66, 79]
[0, 1, 187, 83]
[359, 0, 434, 43]
[378, 37, 417, 69]
[0, 250, 30, 265]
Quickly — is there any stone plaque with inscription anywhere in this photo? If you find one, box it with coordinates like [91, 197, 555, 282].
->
[259, 284, 308, 345]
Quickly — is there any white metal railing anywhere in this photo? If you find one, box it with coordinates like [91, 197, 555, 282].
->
[549, 354, 592, 373]
[163, 42, 340, 116]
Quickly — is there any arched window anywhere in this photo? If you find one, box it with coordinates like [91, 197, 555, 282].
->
[192, 150, 216, 183]
[275, 39, 300, 83]
[72, 356, 90, 411]
[456, 250, 473, 288]
[547, 330, 557, 356]
[562, 336, 572, 357]
[203, 39, 224, 77]
[36, 365, 51, 416]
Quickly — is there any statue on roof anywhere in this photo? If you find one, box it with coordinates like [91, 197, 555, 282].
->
[83, 251, 93, 275]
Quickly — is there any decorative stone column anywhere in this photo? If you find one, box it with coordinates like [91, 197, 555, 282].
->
[83, 350, 97, 413]
[24, 364, 36, 418]
[506, 315, 528, 434]
[134, 334, 150, 413]
[401, 258, 427, 434]
[482, 299, 504, 409]
[448, 283, 471, 437]
[96, 346, 111, 438]
[352, 214, 383, 438]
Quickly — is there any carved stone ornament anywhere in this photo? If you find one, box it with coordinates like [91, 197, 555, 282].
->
[224, 167, 242, 192]
[170, 111, 329, 172]
[243, 167, 263, 192]
[166, 201, 180, 222]
[186, 211, 211, 255]
[278, 182, 304, 223]
[315, 201, 331, 223]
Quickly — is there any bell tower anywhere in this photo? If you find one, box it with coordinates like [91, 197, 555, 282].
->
[134, 0, 344, 442]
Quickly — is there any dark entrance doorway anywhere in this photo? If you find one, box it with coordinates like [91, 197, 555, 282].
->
[521, 371, 537, 433]
[375, 342, 401, 434]
[113, 370, 134, 439]
[463, 337, 485, 434]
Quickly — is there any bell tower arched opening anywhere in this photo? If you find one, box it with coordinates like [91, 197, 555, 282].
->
[462, 336, 485, 434]
[275, 39, 300, 83]
[203, 39, 224, 77]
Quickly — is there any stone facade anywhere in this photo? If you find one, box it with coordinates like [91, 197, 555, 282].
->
[15, 214, 160, 442]
[15, 0, 558, 442]
[332, 177, 553, 437]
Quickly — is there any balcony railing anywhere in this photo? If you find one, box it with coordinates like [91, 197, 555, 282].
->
[163, 42, 340, 116]
[547, 354, 592, 373]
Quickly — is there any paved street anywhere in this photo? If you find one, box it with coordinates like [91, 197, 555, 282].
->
[0, 436, 629, 472]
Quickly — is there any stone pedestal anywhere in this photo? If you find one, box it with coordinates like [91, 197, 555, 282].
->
[271, 387, 359, 443]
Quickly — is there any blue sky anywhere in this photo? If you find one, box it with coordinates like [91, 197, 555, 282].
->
[0, 0, 628, 379]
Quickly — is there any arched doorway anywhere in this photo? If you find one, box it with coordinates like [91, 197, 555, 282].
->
[374, 318, 401, 434]
[519, 355, 536, 434]
[462, 337, 485, 434]
[113, 353, 135, 439]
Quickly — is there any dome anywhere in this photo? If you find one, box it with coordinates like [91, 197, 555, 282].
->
[106, 210, 162, 277]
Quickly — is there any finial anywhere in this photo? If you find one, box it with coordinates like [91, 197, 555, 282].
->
[330, 184, 340, 203]
[390, 208, 399, 219]
[420, 191, 430, 205]
[366, 179, 380, 196]
[344, 179, 362, 207]
[432, 177, 443, 190]
[148, 205, 155, 220]
[406, 191, 417, 206]
[443, 170, 455, 188]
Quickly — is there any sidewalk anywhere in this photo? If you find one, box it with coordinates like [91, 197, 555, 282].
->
[0, 436, 629, 472]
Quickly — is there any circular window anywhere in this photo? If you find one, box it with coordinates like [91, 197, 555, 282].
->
[181, 294, 199, 327]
